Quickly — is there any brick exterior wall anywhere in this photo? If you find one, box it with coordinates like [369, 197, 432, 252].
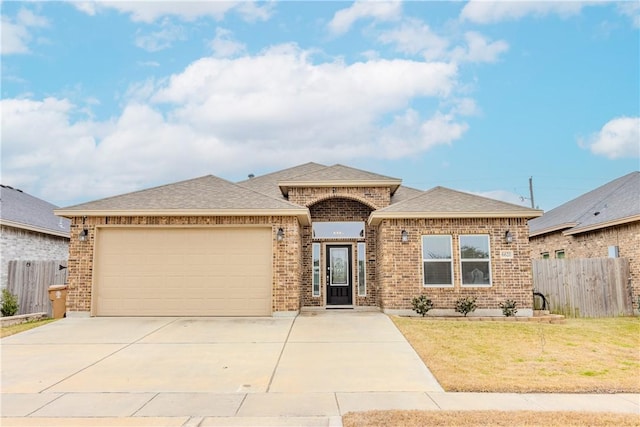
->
[529, 221, 640, 311]
[376, 218, 533, 313]
[288, 186, 391, 209]
[300, 198, 378, 307]
[66, 215, 300, 314]
[1, 225, 69, 289]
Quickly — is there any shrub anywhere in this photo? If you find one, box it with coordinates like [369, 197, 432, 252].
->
[1, 288, 19, 317]
[500, 299, 518, 317]
[455, 296, 477, 317]
[411, 295, 434, 317]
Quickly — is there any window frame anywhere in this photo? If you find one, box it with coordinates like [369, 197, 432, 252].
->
[541, 252, 550, 259]
[421, 235, 454, 287]
[312, 243, 321, 297]
[357, 242, 366, 296]
[460, 234, 492, 287]
[555, 250, 565, 259]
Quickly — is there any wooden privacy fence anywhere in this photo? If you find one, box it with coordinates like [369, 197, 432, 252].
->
[532, 258, 632, 318]
[7, 260, 68, 316]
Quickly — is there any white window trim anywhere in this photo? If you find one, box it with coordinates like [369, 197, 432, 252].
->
[312, 243, 321, 297]
[422, 235, 454, 287]
[460, 234, 492, 288]
[357, 242, 366, 296]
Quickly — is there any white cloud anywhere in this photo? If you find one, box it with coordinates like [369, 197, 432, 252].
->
[1, 16, 30, 54]
[377, 18, 449, 60]
[1, 8, 48, 55]
[460, 0, 586, 24]
[2, 45, 468, 205]
[209, 28, 246, 58]
[584, 116, 640, 159]
[135, 19, 185, 52]
[329, 0, 402, 35]
[450, 32, 509, 63]
[378, 110, 468, 158]
[72, 1, 271, 23]
[376, 19, 507, 64]
[618, 1, 640, 28]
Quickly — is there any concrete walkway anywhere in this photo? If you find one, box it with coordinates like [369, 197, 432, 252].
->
[1, 312, 639, 426]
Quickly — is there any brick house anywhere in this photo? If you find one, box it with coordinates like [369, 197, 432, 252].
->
[529, 171, 640, 307]
[55, 163, 542, 317]
[0, 185, 70, 289]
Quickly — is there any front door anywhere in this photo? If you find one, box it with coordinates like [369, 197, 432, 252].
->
[326, 245, 352, 305]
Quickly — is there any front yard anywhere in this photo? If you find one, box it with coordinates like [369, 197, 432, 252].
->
[392, 316, 640, 393]
[343, 317, 640, 427]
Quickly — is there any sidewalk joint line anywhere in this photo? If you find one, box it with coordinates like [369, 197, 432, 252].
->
[424, 391, 442, 410]
[25, 392, 66, 417]
[234, 393, 248, 416]
[130, 392, 160, 416]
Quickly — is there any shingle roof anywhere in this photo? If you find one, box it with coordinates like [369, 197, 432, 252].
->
[529, 171, 640, 237]
[369, 186, 542, 225]
[278, 164, 402, 196]
[0, 185, 70, 237]
[237, 162, 327, 200]
[391, 185, 423, 204]
[55, 175, 310, 223]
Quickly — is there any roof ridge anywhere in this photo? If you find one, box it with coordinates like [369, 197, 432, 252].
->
[579, 172, 637, 216]
[60, 175, 219, 210]
[237, 162, 326, 184]
[543, 171, 638, 221]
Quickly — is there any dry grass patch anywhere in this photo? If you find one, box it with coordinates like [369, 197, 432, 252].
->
[1, 318, 58, 338]
[392, 317, 640, 392]
[343, 410, 640, 427]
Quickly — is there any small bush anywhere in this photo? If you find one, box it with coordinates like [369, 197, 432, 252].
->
[455, 296, 477, 317]
[1, 288, 19, 317]
[500, 299, 518, 317]
[411, 295, 434, 317]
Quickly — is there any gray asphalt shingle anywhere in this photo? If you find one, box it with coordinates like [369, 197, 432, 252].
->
[0, 185, 70, 236]
[373, 186, 542, 216]
[57, 175, 306, 212]
[529, 171, 640, 236]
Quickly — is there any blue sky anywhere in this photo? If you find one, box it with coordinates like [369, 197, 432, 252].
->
[1, 1, 638, 211]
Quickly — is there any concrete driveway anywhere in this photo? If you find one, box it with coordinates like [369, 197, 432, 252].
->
[1, 310, 443, 424]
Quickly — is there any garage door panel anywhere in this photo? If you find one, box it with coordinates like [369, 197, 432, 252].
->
[95, 227, 272, 316]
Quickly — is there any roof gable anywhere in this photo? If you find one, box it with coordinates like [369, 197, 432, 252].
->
[55, 175, 310, 223]
[529, 171, 640, 236]
[0, 185, 70, 237]
[237, 162, 327, 200]
[278, 164, 402, 196]
[369, 186, 542, 225]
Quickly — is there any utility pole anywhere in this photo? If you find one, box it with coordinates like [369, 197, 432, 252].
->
[529, 176, 535, 209]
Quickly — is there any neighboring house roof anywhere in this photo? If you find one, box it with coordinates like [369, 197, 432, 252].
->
[55, 175, 311, 225]
[369, 186, 542, 225]
[529, 171, 640, 237]
[278, 164, 402, 196]
[0, 185, 70, 238]
[237, 162, 327, 200]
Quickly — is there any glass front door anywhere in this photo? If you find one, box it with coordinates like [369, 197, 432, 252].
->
[326, 245, 352, 305]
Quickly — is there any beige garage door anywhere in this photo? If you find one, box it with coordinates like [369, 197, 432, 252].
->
[94, 227, 272, 316]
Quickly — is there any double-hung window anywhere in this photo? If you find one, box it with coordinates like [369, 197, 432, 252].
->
[460, 235, 491, 286]
[422, 235, 453, 287]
